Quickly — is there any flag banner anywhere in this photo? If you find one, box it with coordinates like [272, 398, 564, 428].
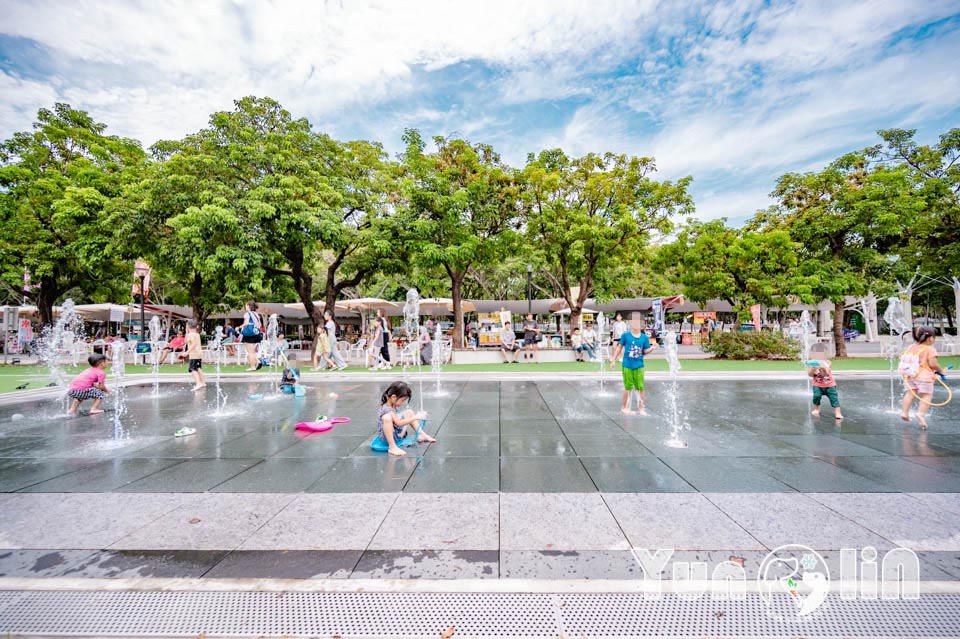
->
[15, 318, 32, 352]
[750, 304, 762, 331]
[652, 297, 664, 331]
[132, 260, 152, 301]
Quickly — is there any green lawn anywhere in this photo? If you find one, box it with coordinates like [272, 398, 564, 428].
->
[1, 356, 957, 395]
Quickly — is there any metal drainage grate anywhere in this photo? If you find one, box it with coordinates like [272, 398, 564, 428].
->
[1, 591, 960, 638]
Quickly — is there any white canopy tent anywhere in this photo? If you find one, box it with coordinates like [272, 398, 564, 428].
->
[417, 298, 477, 315]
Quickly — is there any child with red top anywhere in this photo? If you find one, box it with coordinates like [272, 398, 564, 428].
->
[807, 343, 843, 421]
[67, 353, 111, 415]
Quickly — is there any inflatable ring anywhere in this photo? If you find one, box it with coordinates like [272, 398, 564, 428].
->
[370, 435, 416, 452]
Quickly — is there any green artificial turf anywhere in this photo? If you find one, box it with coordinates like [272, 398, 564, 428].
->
[1, 357, 957, 394]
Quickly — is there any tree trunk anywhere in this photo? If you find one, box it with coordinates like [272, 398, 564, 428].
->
[833, 300, 847, 358]
[189, 271, 204, 320]
[565, 280, 591, 344]
[37, 276, 59, 328]
[324, 256, 368, 330]
[451, 272, 465, 350]
[288, 249, 323, 348]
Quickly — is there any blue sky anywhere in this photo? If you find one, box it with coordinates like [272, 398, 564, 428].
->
[2, 0, 959, 224]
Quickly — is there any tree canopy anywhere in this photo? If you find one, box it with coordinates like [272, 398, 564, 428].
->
[2, 99, 955, 350]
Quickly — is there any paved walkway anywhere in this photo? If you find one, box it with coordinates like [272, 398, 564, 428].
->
[2, 491, 960, 580]
[1, 378, 958, 583]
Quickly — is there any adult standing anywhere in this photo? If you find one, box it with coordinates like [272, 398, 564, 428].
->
[238, 301, 264, 371]
[419, 320, 434, 365]
[325, 310, 347, 370]
[378, 309, 392, 369]
[370, 309, 392, 370]
[521, 313, 540, 364]
[611, 313, 627, 363]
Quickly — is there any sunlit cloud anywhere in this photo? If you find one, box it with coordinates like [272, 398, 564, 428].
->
[2, 0, 958, 222]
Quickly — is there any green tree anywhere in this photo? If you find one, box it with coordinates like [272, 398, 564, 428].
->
[401, 131, 519, 348]
[872, 128, 960, 280]
[752, 152, 921, 356]
[203, 97, 337, 334]
[317, 139, 406, 314]
[659, 219, 811, 325]
[126, 135, 266, 321]
[521, 149, 693, 329]
[0, 103, 145, 326]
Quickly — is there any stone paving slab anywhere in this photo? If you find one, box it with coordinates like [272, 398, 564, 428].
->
[6, 491, 959, 556]
[705, 492, 897, 550]
[499, 493, 630, 551]
[352, 550, 499, 579]
[602, 493, 765, 550]
[109, 493, 295, 551]
[368, 493, 499, 550]
[205, 550, 359, 579]
[500, 550, 641, 579]
[239, 494, 397, 551]
[808, 493, 960, 551]
[0, 493, 205, 549]
[3, 547, 959, 581]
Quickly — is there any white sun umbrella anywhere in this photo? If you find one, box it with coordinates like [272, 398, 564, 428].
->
[73, 303, 137, 336]
[339, 298, 400, 311]
[339, 298, 400, 333]
[417, 298, 477, 315]
[551, 307, 599, 316]
[282, 301, 351, 313]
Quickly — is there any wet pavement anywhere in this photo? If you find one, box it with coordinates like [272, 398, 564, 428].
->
[0, 377, 957, 580]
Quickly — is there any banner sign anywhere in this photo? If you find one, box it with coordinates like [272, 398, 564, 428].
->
[132, 260, 151, 301]
[16, 319, 32, 352]
[693, 311, 716, 324]
[652, 298, 664, 331]
[750, 304, 762, 331]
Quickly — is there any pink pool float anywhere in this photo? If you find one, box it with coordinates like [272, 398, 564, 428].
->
[294, 417, 350, 433]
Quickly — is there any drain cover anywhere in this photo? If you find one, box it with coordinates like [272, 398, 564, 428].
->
[1, 591, 959, 637]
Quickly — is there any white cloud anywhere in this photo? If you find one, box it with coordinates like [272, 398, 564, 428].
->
[0, 0, 668, 144]
[651, 33, 960, 177]
[694, 186, 774, 222]
[1, 0, 958, 225]
[0, 71, 59, 136]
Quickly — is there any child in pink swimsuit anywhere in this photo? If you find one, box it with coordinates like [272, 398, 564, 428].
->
[900, 326, 947, 429]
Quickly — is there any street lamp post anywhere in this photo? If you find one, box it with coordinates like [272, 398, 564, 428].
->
[133, 265, 149, 342]
[137, 275, 145, 342]
[526, 264, 533, 315]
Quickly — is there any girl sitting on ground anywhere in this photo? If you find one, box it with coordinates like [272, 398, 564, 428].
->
[374, 381, 436, 456]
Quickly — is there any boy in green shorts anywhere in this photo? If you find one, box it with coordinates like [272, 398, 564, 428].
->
[613, 312, 657, 415]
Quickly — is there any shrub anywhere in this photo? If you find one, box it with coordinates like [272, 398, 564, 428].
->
[702, 330, 800, 360]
